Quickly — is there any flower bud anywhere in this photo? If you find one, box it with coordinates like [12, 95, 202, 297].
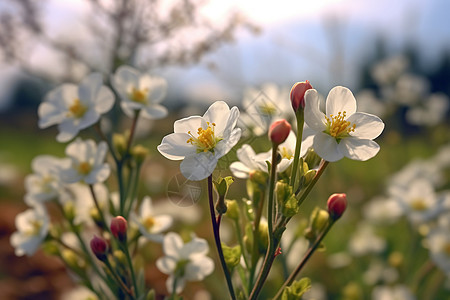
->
[131, 144, 149, 164]
[226, 200, 240, 220]
[90, 235, 109, 261]
[110, 216, 128, 242]
[327, 193, 347, 220]
[269, 119, 291, 145]
[290, 80, 313, 112]
[113, 133, 127, 157]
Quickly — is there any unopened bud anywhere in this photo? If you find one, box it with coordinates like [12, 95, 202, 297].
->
[249, 170, 268, 186]
[269, 119, 291, 145]
[226, 200, 240, 220]
[131, 144, 149, 164]
[113, 133, 127, 156]
[90, 235, 109, 261]
[327, 193, 347, 220]
[110, 216, 128, 242]
[290, 80, 313, 112]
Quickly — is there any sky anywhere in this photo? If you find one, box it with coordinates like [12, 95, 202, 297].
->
[0, 0, 449, 109]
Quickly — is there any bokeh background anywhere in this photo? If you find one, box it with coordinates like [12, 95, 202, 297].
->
[0, 0, 449, 299]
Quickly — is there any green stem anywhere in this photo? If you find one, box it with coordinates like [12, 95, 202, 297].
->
[207, 175, 236, 300]
[233, 218, 249, 270]
[89, 184, 108, 230]
[249, 144, 279, 300]
[120, 242, 139, 298]
[289, 110, 304, 187]
[248, 190, 265, 290]
[104, 259, 135, 299]
[273, 220, 336, 300]
[125, 163, 142, 218]
[296, 160, 329, 205]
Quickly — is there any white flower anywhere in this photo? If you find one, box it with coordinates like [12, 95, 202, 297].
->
[406, 93, 450, 126]
[10, 204, 49, 256]
[111, 65, 168, 119]
[157, 101, 241, 181]
[348, 223, 386, 256]
[24, 155, 68, 205]
[426, 228, 450, 275]
[229, 144, 270, 179]
[304, 86, 385, 162]
[60, 138, 111, 184]
[371, 284, 415, 300]
[239, 83, 293, 136]
[363, 196, 403, 225]
[156, 232, 214, 294]
[388, 179, 440, 225]
[61, 286, 98, 300]
[388, 159, 443, 189]
[38, 73, 115, 143]
[131, 197, 173, 242]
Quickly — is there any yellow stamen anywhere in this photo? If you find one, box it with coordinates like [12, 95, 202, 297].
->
[325, 111, 356, 139]
[410, 198, 428, 211]
[186, 122, 222, 153]
[280, 147, 293, 159]
[77, 162, 92, 175]
[143, 217, 155, 230]
[25, 220, 42, 236]
[259, 103, 277, 116]
[67, 98, 88, 118]
[129, 87, 148, 104]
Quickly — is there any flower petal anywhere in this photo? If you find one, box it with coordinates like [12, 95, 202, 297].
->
[221, 106, 240, 139]
[79, 73, 103, 103]
[203, 101, 231, 135]
[326, 86, 357, 116]
[141, 104, 168, 119]
[174, 116, 205, 133]
[304, 89, 326, 132]
[85, 164, 110, 184]
[347, 112, 385, 140]
[156, 256, 177, 274]
[236, 144, 257, 168]
[182, 237, 209, 258]
[95, 86, 115, 114]
[338, 138, 380, 161]
[163, 232, 184, 259]
[180, 153, 218, 181]
[57, 120, 79, 143]
[215, 128, 241, 159]
[158, 133, 197, 160]
[312, 132, 344, 162]
[140, 75, 167, 104]
[229, 162, 251, 179]
[184, 256, 214, 281]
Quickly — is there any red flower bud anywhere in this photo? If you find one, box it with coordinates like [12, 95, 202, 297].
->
[110, 216, 128, 242]
[90, 235, 109, 261]
[269, 119, 291, 145]
[327, 193, 347, 220]
[290, 80, 313, 112]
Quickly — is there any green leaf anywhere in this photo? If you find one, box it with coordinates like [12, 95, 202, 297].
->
[281, 278, 312, 300]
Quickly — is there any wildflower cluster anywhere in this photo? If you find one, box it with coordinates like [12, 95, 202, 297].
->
[11, 66, 387, 299]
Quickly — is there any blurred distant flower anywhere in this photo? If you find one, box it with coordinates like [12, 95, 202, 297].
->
[406, 93, 450, 126]
[426, 228, 450, 275]
[111, 65, 168, 119]
[157, 101, 241, 181]
[394, 73, 429, 106]
[388, 179, 440, 225]
[62, 286, 98, 300]
[433, 143, 450, 169]
[371, 284, 415, 300]
[371, 55, 408, 86]
[363, 260, 398, 286]
[355, 90, 387, 118]
[24, 155, 68, 205]
[388, 159, 443, 189]
[156, 232, 214, 294]
[348, 223, 386, 256]
[304, 86, 384, 162]
[363, 196, 403, 225]
[239, 83, 293, 136]
[60, 138, 110, 184]
[38, 73, 115, 143]
[131, 197, 173, 242]
[10, 204, 49, 256]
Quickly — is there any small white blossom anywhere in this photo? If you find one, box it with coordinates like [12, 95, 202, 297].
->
[24, 155, 68, 205]
[229, 144, 270, 179]
[38, 73, 115, 142]
[157, 101, 241, 181]
[61, 286, 98, 300]
[371, 284, 415, 300]
[156, 232, 214, 294]
[406, 93, 450, 126]
[111, 65, 168, 119]
[304, 86, 384, 162]
[10, 204, 49, 256]
[426, 228, 450, 275]
[131, 197, 173, 242]
[60, 138, 110, 184]
[348, 223, 386, 256]
[363, 196, 403, 225]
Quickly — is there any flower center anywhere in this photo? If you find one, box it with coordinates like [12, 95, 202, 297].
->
[77, 162, 92, 175]
[129, 87, 148, 104]
[186, 122, 222, 153]
[68, 98, 88, 118]
[325, 111, 356, 139]
[259, 103, 277, 116]
[410, 198, 428, 211]
[280, 147, 293, 160]
[143, 217, 155, 231]
[25, 219, 43, 236]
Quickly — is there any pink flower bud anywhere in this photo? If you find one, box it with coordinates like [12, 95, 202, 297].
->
[327, 193, 347, 220]
[269, 119, 291, 145]
[90, 235, 109, 261]
[290, 80, 313, 112]
[110, 216, 128, 242]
